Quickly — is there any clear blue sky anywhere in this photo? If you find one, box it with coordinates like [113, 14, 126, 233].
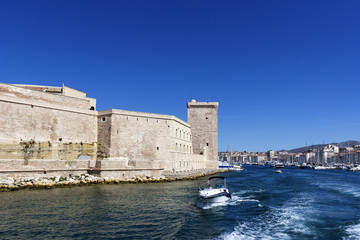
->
[1, 1, 359, 152]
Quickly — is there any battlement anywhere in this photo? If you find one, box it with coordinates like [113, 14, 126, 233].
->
[187, 100, 218, 109]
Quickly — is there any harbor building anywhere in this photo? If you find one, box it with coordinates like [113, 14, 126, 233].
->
[0, 83, 218, 179]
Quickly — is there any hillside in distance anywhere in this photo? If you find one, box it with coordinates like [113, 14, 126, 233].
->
[284, 140, 360, 153]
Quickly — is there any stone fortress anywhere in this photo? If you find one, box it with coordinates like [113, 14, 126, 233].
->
[0, 83, 219, 180]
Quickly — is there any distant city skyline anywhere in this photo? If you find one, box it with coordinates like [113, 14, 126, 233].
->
[1, 1, 359, 152]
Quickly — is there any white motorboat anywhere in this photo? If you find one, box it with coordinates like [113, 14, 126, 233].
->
[313, 165, 327, 170]
[230, 164, 243, 171]
[349, 166, 360, 171]
[199, 176, 231, 202]
[275, 163, 284, 168]
[276, 170, 282, 173]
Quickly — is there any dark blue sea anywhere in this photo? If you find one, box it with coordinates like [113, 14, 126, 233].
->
[1, 166, 359, 240]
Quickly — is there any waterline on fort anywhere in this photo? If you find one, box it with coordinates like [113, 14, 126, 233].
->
[0, 169, 228, 192]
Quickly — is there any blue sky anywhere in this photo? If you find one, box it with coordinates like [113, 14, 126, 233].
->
[1, 1, 359, 152]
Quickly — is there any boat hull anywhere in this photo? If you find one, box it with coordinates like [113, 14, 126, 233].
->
[202, 195, 231, 203]
[199, 188, 231, 203]
[198, 176, 231, 205]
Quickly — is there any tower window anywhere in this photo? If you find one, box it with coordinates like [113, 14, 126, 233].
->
[101, 117, 106, 122]
[206, 143, 209, 147]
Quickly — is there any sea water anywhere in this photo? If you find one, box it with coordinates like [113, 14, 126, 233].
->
[0, 165, 359, 240]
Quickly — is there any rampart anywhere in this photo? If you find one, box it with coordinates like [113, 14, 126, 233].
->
[97, 109, 208, 178]
[0, 83, 219, 181]
[0, 83, 97, 177]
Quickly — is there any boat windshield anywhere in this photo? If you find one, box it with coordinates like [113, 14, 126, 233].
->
[206, 178, 226, 189]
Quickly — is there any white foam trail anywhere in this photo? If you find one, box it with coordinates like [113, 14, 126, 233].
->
[343, 223, 360, 240]
[202, 200, 229, 209]
[200, 192, 261, 209]
[216, 193, 315, 239]
[313, 181, 360, 199]
[230, 194, 260, 204]
[338, 186, 360, 198]
[218, 222, 291, 240]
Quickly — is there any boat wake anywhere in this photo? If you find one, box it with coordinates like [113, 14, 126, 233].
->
[215, 193, 315, 240]
[197, 191, 261, 210]
[197, 198, 231, 210]
[314, 181, 360, 199]
[343, 222, 360, 240]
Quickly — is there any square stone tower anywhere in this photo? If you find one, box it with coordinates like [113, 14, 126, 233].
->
[187, 100, 219, 169]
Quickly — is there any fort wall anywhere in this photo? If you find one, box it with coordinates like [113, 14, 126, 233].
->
[2, 83, 94, 110]
[0, 83, 219, 181]
[0, 83, 98, 176]
[97, 109, 207, 177]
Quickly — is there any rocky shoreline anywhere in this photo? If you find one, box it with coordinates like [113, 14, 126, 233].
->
[0, 169, 228, 192]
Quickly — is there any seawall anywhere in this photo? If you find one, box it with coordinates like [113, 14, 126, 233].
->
[0, 168, 228, 192]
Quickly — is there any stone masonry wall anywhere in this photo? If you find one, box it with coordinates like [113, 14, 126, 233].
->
[0, 83, 93, 110]
[97, 109, 207, 174]
[0, 83, 98, 176]
[0, 83, 218, 180]
[98, 109, 172, 170]
[187, 101, 219, 169]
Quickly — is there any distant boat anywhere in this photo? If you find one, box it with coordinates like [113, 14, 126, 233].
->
[335, 164, 347, 170]
[348, 166, 360, 171]
[230, 165, 243, 171]
[299, 163, 311, 169]
[276, 170, 282, 173]
[199, 176, 231, 203]
[218, 161, 232, 168]
[313, 165, 327, 170]
[275, 163, 284, 168]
